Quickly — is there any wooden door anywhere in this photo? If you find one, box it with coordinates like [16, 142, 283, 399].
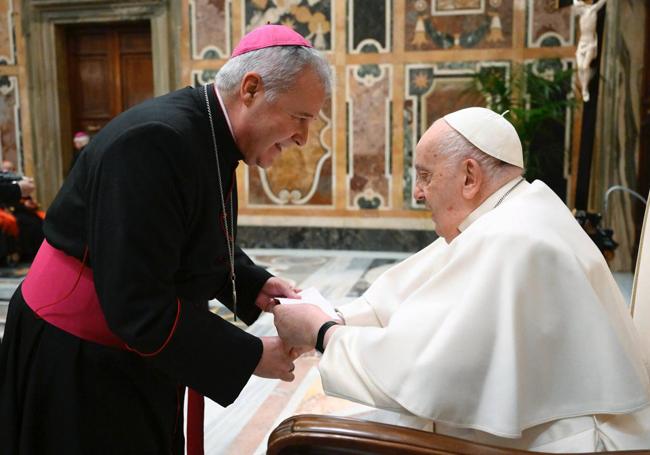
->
[66, 21, 153, 140]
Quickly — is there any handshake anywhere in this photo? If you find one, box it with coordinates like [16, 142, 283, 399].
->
[252, 277, 341, 382]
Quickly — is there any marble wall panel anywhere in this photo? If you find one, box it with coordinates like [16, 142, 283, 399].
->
[406, 0, 513, 51]
[403, 96, 417, 208]
[0, 76, 22, 171]
[247, 97, 334, 206]
[190, 0, 231, 59]
[347, 64, 392, 210]
[403, 62, 507, 208]
[0, 1, 15, 64]
[243, 0, 332, 51]
[348, 0, 392, 54]
[527, 0, 574, 48]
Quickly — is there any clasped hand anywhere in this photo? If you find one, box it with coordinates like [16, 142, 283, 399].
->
[252, 277, 299, 381]
[252, 278, 336, 382]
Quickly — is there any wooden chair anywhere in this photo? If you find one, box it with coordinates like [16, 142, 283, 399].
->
[267, 414, 649, 454]
[267, 193, 650, 455]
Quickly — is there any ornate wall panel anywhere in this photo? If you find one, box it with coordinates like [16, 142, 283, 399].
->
[0, 0, 15, 65]
[0, 1, 23, 176]
[348, 0, 392, 54]
[0, 76, 22, 170]
[406, 0, 514, 51]
[526, 0, 574, 48]
[347, 64, 393, 209]
[403, 62, 508, 208]
[190, 0, 231, 59]
[242, 0, 333, 51]
[247, 95, 334, 207]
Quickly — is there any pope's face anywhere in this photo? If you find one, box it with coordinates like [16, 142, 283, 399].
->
[237, 68, 326, 168]
[413, 121, 467, 242]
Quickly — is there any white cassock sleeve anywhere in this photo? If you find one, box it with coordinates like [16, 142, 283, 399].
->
[321, 239, 450, 413]
[319, 326, 405, 411]
[335, 296, 382, 327]
[335, 238, 449, 328]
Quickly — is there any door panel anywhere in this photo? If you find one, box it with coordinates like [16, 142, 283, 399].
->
[119, 29, 153, 109]
[66, 21, 152, 141]
[78, 58, 113, 116]
[121, 55, 153, 109]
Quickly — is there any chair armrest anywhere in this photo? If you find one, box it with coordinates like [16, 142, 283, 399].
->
[267, 414, 531, 455]
[267, 414, 650, 455]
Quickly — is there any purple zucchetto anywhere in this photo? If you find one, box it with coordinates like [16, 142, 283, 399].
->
[231, 24, 312, 58]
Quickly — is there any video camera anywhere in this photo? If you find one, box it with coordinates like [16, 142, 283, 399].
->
[0, 172, 23, 185]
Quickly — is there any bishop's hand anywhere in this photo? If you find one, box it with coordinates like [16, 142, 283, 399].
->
[255, 277, 300, 312]
[253, 336, 297, 382]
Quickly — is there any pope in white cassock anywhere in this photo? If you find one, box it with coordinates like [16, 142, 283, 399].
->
[272, 107, 650, 452]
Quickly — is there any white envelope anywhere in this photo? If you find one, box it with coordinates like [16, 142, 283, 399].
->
[275, 287, 338, 319]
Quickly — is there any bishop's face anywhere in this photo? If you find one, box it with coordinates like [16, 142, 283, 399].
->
[236, 68, 326, 169]
[413, 121, 468, 243]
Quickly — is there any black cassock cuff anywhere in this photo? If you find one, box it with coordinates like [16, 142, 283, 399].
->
[147, 298, 263, 406]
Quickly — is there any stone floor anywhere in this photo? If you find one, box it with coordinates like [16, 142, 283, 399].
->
[0, 250, 637, 454]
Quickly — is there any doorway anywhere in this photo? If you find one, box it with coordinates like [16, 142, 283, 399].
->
[64, 21, 153, 170]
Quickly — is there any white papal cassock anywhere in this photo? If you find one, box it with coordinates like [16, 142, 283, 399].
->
[319, 178, 650, 452]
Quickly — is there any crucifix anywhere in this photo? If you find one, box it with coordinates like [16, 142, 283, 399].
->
[573, 0, 608, 102]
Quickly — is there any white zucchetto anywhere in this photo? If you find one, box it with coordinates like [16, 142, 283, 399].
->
[444, 107, 524, 168]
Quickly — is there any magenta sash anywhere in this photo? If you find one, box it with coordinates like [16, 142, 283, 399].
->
[22, 240, 125, 348]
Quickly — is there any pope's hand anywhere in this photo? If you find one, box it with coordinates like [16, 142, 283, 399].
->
[253, 336, 296, 382]
[272, 303, 332, 347]
[256, 277, 300, 312]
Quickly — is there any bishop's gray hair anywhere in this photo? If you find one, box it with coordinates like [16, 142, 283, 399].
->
[440, 123, 524, 178]
[215, 46, 331, 103]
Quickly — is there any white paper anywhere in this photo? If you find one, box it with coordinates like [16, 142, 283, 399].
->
[275, 287, 338, 319]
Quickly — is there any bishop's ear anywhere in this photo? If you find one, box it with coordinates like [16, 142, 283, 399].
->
[240, 72, 263, 105]
[461, 158, 482, 200]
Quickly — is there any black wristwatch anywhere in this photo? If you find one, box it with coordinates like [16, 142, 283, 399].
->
[315, 320, 339, 353]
